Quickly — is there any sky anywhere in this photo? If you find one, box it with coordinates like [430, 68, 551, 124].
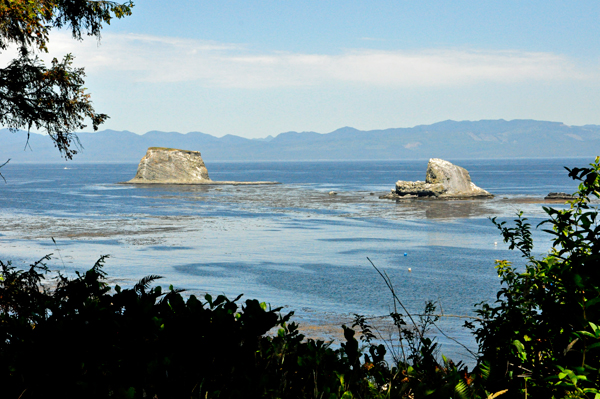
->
[4, 1, 600, 138]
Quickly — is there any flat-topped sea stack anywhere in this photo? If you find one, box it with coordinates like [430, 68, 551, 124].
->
[381, 158, 493, 200]
[127, 147, 211, 184]
[124, 147, 277, 185]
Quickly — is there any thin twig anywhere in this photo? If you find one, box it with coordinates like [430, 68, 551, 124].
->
[0, 158, 10, 183]
[367, 257, 424, 341]
[370, 321, 403, 364]
[431, 322, 478, 360]
[24, 126, 33, 152]
[51, 237, 66, 271]
[363, 314, 484, 321]
[367, 256, 483, 366]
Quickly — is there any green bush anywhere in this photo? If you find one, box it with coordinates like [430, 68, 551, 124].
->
[0, 256, 355, 398]
[469, 156, 600, 398]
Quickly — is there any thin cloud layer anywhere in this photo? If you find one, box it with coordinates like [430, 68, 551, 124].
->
[2, 32, 588, 89]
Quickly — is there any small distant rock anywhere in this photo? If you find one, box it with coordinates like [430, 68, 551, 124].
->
[380, 158, 493, 200]
[545, 192, 574, 200]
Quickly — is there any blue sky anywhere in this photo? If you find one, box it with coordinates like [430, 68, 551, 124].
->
[7, 1, 600, 138]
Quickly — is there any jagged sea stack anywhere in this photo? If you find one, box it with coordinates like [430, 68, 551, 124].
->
[127, 147, 212, 184]
[381, 158, 493, 199]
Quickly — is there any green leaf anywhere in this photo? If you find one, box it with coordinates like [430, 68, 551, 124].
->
[577, 331, 596, 339]
[125, 387, 135, 398]
[585, 297, 600, 308]
[513, 340, 526, 360]
[587, 342, 600, 350]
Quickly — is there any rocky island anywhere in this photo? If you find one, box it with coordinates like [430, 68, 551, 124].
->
[380, 158, 493, 200]
[544, 192, 574, 200]
[123, 147, 278, 185]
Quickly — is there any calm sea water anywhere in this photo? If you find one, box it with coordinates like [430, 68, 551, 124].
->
[0, 158, 591, 362]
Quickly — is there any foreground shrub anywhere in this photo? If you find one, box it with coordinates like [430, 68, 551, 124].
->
[0, 257, 355, 398]
[469, 156, 600, 398]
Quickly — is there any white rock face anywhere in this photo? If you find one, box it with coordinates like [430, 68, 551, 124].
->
[426, 159, 472, 193]
[127, 147, 211, 184]
[391, 158, 492, 198]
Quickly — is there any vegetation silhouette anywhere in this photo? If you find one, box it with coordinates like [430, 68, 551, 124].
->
[468, 156, 600, 398]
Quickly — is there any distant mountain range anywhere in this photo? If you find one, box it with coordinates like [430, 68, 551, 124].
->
[2, 119, 599, 163]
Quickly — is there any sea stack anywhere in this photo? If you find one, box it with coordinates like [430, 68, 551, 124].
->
[127, 147, 212, 184]
[381, 158, 493, 199]
[124, 147, 279, 185]
[544, 192, 574, 200]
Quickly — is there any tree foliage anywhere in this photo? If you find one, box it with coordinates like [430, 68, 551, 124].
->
[0, 0, 133, 159]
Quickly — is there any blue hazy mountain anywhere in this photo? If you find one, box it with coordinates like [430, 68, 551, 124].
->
[2, 119, 599, 163]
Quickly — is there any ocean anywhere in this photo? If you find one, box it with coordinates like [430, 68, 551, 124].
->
[0, 157, 591, 363]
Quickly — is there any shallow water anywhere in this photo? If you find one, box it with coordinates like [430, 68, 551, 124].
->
[0, 158, 591, 362]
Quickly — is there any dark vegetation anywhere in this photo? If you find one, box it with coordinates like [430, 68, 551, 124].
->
[0, 157, 599, 398]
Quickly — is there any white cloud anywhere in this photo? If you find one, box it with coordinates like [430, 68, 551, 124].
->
[1, 32, 591, 89]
